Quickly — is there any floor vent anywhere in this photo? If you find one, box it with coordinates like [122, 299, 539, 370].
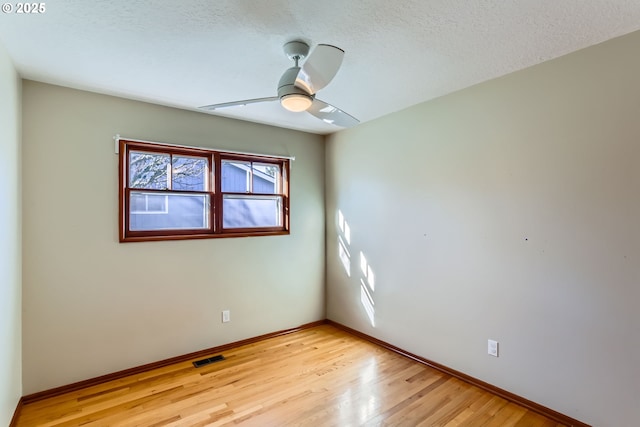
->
[193, 355, 225, 368]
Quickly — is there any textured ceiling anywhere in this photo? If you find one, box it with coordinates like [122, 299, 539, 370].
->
[1, 0, 639, 134]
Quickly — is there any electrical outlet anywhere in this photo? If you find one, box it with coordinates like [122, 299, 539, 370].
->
[488, 339, 499, 357]
[222, 310, 231, 323]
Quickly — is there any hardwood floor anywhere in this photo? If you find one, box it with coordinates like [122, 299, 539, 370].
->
[15, 325, 568, 426]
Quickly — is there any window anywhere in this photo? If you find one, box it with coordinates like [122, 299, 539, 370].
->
[119, 139, 290, 242]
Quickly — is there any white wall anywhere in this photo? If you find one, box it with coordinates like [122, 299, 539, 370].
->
[326, 30, 640, 427]
[22, 81, 325, 394]
[0, 41, 21, 425]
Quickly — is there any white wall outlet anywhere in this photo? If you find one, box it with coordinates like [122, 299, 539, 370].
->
[488, 339, 499, 357]
[222, 310, 231, 323]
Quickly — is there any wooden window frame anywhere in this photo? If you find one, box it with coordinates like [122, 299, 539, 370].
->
[119, 139, 290, 243]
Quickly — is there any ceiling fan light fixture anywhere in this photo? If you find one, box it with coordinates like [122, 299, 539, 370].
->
[280, 93, 313, 112]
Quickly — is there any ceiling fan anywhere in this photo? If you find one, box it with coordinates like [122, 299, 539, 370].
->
[199, 40, 359, 128]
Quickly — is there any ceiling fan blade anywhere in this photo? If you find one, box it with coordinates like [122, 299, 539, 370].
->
[307, 99, 359, 128]
[199, 96, 278, 110]
[295, 44, 344, 94]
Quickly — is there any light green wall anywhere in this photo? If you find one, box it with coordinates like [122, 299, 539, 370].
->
[0, 40, 21, 425]
[326, 31, 640, 427]
[21, 81, 326, 394]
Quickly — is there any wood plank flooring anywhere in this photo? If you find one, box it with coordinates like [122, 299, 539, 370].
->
[15, 325, 567, 426]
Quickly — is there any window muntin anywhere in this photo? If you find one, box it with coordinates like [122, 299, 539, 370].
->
[119, 140, 289, 242]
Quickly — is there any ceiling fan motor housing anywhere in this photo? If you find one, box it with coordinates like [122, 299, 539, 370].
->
[277, 67, 313, 99]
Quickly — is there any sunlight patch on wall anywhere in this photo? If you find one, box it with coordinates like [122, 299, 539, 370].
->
[337, 209, 352, 276]
[360, 252, 375, 292]
[360, 279, 375, 327]
[337, 209, 376, 327]
[338, 209, 351, 244]
[338, 236, 351, 277]
[359, 251, 376, 327]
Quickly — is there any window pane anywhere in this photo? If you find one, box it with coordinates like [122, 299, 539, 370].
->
[252, 163, 280, 194]
[130, 192, 146, 212]
[172, 155, 208, 191]
[129, 151, 170, 189]
[130, 191, 209, 231]
[221, 160, 250, 192]
[130, 193, 168, 214]
[223, 195, 282, 228]
[146, 195, 167, 212]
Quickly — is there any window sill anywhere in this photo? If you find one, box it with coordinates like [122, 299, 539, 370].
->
[120, 229, 290, 243]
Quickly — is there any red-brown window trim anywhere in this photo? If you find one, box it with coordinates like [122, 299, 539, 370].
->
[119, 139, 290, 242]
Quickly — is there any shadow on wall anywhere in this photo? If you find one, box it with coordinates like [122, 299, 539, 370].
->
[337, 210, 376, 327]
